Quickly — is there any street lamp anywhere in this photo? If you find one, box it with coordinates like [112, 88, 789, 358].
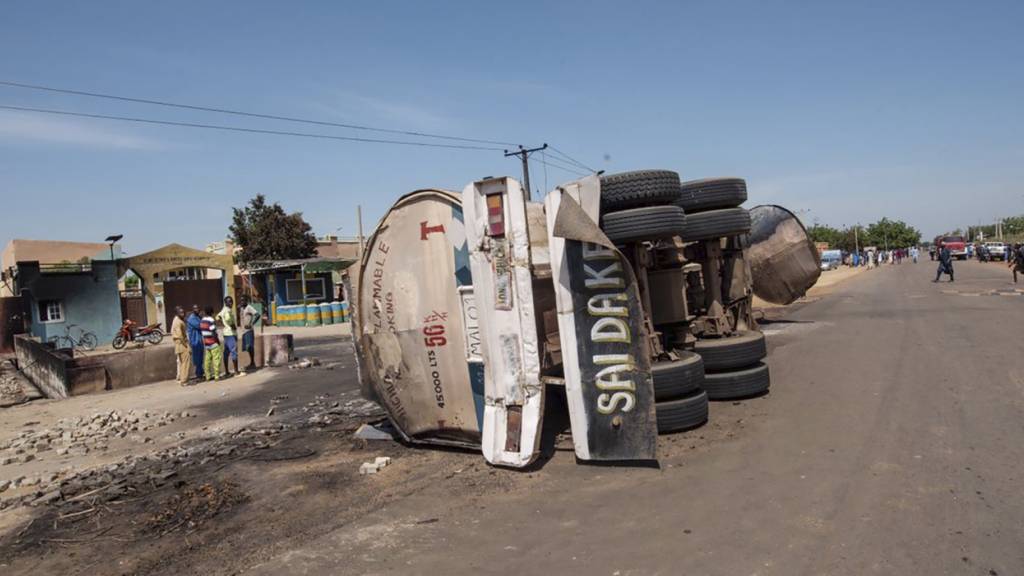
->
[105, 234, 123, 261]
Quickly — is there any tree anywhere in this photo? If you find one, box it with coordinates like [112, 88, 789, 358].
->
[229, 195, 318, 268]
[806, 224, 843, 248]
[864, 218, 921, 249]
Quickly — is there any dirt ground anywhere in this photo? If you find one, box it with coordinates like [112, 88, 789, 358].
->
[3, 260, 1022, 575]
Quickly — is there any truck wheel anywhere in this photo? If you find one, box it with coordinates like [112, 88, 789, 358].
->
[602, 205, 686, 244]
[680, 207, 751, 241]
[703, 362, 770, 400]
[694, 330, 766, 372]
[677, 177, 747, 212]
[600, 170, 682, 211]
[652, 351, 704, 401]
[656, 390, 709, 434]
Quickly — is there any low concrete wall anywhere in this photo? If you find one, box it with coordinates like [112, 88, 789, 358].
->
[13, 335, 69, 399]
[70, 345, 176, 391]
[13, 333, 294, 399]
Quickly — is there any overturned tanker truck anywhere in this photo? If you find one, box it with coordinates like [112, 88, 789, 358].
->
[352, 171, 819, 468]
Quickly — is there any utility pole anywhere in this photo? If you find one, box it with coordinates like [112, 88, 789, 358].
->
[504, 143, 547, 199]
[357, 205, 365, 255]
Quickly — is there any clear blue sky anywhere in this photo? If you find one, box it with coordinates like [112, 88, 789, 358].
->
[2, 0, 1022, 253]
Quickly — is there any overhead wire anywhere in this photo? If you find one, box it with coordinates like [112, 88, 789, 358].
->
[0, 79, 519, 146]
[0, 104, 506, 150]
[547, 144, 596, 173]
[531, 154, 589, 177]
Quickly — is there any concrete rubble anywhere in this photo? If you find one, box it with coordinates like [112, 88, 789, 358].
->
[0, 409, 190, 464]
[0, 394, 388, 511]
[359, 456, 392, 475]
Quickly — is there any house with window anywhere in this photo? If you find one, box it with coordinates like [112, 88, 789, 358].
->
[2, 239, 121, 297]
[8, 260, 122, 345]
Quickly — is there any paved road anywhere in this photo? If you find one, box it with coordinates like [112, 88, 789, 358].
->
[256, 259, 1024, 576]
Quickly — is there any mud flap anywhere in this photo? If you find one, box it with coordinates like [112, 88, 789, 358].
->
[545, 176, 658, 461]
[463, 177, 544, 468]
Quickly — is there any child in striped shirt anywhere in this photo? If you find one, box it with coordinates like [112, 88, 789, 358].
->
[200, 306, 222, 381]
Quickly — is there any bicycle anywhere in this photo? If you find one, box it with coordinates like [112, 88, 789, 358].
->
[49, 323, 98, 352]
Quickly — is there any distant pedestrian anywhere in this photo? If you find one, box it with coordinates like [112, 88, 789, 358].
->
[201, 306, 222, 381]
[911, 246, 919, 263]
[186, 305, 204, 381]
[934, 246, 954, 282]
[171, 306, 191, 386]
[217, 296, 239, 377]
[239, 296, 259, 374]
[1010, 244, 1024, 283]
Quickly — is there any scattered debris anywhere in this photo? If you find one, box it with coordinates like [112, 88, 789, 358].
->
[359, 455, 392, 475]
[0, 409, 186, 473]
[147, 480, 248, 535]
[354, 422, 397, 441]
[0, 393, 385, 512]
[289, 357, 322, 370]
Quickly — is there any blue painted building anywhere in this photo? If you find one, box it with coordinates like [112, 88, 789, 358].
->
[13, 260, 122, 345]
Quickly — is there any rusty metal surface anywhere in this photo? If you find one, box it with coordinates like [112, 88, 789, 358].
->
[747, 205, 821, 305]
[353, 189, 482, 447]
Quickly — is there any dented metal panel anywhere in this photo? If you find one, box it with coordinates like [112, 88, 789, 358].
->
[353, 189, 483, 446]
[462, 177, 545, 468]
[545, 177, 658, 462]
[747, 205, 821, 306]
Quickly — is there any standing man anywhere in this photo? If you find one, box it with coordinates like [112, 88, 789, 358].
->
[217, 296, 239, 377]
[934, 245, 954, 282]
[171, 306, 192, 386]
[238, 296, 259, 374]
[186, 304, 204, 381]
[1009, 244, 1024, 283]
[200, 306, 222, 381]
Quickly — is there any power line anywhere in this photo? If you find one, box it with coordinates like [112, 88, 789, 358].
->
[532, 154, 589, 177]
[547, 144, 596, 173]
[0, 104, 506, 150]
[0, 79, 518, 146]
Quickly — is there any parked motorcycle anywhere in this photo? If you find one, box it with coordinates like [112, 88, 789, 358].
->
[112, 319, 164, 349]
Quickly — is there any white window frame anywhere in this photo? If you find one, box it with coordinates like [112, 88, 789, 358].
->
[285, 278, 326, 302]
[39, 300, 65, 324]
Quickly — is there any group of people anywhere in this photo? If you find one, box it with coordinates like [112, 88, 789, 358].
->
[170, 296, 259, 386]
[848, 247, 919, 268]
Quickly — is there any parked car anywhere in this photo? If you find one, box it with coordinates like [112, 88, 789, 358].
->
[983, 242, 1007, 261]
[820, 249, 842, 271]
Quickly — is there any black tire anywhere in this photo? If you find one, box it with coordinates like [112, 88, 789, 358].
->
[600, 170, 681, 211]
[677, 178, 748, 212]
[148, 330, 164, 345]
[656, 390, 709, 434]
[652, 351, 705, 401]
[680, 207, 751, 241]
[112, 335, 127, 350]
[602, 205, 686, 244]
[694, 330, 766, 372]
[703, 362, 770, 400]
